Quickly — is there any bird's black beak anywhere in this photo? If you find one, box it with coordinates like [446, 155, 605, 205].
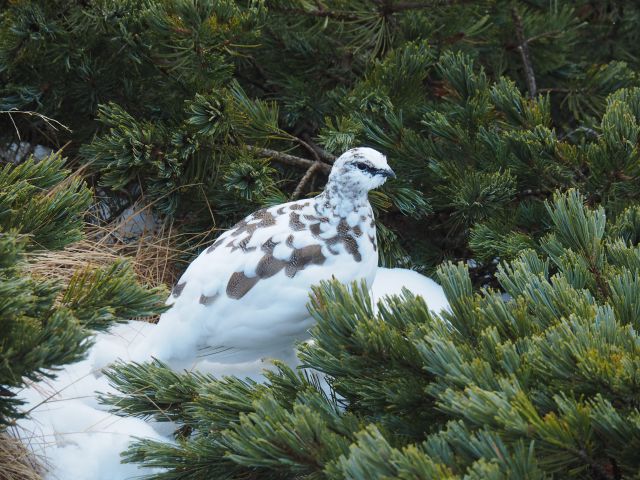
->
[378, 168, 396, 179]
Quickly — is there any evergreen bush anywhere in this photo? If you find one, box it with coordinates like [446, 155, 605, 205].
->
[103, 190, 640, 479]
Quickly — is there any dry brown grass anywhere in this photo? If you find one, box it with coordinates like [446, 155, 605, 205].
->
[26, 212, 214, 325]
[28, 206, 213, 293]
[28, 222, 182, 291]
[0, 431, 43, 480]
[29, 162, 216, 293]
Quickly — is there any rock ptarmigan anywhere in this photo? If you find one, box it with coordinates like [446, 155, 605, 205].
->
[134, 147, 395, 364]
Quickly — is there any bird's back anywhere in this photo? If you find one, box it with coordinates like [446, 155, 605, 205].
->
[145, 195, 378, 363]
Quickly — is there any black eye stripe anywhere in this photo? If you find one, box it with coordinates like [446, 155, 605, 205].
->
[355, 162, 375, 173]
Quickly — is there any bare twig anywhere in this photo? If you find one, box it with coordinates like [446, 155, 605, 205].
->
[5, 112, 21, 141]
[301, 133, 337, 163]
[538, 87, 571, 94]
[525, 29, 564, 44]
[271, 1, 466, 21]
[511, 8, 537, 98]
[0, 109, 72, 134]
[17, 370, 101, 419]
[246, 145, 331, 174]
[292, 161, 324, 199]
[292, 136, 321, 162]
[246, 144, 332, 198]
[380, 0, 476, 13]
[382, 2, 440, 13]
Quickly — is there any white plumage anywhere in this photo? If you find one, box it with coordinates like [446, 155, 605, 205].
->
[133, 147, 395, 364]
[371, 268, 450, 315]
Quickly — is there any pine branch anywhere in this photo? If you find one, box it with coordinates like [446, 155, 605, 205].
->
[245, 146, 331, 174]
[511, 8, 537, 98]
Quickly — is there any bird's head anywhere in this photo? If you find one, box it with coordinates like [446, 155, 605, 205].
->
[329, 147, 395, 192]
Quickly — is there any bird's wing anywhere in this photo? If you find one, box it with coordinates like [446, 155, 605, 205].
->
[167, 197, 337, 305]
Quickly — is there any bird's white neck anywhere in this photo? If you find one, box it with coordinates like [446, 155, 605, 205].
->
[315, 177, 370, 218]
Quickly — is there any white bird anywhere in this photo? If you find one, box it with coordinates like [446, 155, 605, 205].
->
[134, 147, 395, 364]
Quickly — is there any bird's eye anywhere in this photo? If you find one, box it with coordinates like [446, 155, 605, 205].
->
[356, 162, 368, 171]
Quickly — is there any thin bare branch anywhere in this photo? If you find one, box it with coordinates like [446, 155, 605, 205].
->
[246, 145, 331, 174]
[526, 29, 564, 44]
[301, 133, 337, 163]
[511, 8, 537, 98]
[292, 136, 321, 162]
[269, 6, 359, 21]
[381, 0, 475, 13]
[384, 2, 440, 12]
[271, 1, 462, 22]
[0, 109, 72, 133]
[292, 161, 324, 199]
[6, 112, 21, 141]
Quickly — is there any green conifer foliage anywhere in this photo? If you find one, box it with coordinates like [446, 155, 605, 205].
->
[103, 190, 640, 479]
[0, 0, 640, 474]
[0, 153, 90, 250]
[2, 1, 640, 475]
[3, 1, 639, 270]
[0, 154, 167, 424]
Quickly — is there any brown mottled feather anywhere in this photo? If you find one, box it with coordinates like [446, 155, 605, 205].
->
[289, 212, 305, 231]
[226, 272, 260, 299]
[342, 236, 361, 262]
[202, 199, 375, 300]
[262, 237, 277, 253]
[309, 223, 321, 237]
[172, 282, 186, 298]
[337, 219, 350, 234]
[285, 245, 326, 277]
[256, 254, 288, 279]
[199, 293, 219, 305]
[206, 237, 225, 254]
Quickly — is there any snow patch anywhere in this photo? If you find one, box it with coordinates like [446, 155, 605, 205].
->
[0, 142, 52, 164]
[15, 322, 166, 480]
